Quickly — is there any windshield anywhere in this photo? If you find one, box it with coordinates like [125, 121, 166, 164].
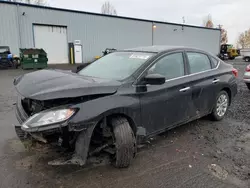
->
[78, 52, 154, 80]
[0, 48, 9, 53]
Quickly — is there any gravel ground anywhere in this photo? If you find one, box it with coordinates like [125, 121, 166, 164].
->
[0, 61, 250, 188]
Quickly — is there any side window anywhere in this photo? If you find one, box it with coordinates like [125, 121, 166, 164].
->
[187, 52, 211, 74]
[211, 56, 219, 68]
[148, 53, 185, 80]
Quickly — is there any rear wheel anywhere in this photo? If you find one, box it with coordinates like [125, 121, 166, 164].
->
[210, 91, 229, 121]
[112, 117, 136, 168]
[245, 57, 250, 62]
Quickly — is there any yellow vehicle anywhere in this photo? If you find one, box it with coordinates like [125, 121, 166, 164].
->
[220, 44, 238, 60]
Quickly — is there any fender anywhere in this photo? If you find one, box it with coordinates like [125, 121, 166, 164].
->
[66, 94, 141, 166]
[68, 94, 141, 132]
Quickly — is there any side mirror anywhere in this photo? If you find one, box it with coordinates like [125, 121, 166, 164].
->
[144, 74, 165, 85]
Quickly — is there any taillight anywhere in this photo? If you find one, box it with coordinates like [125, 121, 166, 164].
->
[246, 65, 250, 72]
[232, 68, 238, 77]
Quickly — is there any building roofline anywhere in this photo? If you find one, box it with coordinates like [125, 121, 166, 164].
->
[1, 1, 220, 31]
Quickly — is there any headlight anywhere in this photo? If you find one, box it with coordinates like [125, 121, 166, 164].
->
[22, 108, 76, 128]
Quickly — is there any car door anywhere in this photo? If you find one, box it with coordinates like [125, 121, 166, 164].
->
[138, 52, 196, 135]
[185, 51, 220, 117]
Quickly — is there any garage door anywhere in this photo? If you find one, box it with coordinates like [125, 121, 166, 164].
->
[33, 25, 68, 64]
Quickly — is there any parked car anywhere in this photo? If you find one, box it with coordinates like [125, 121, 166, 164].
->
[0, 46, 20, 69]
[243, 64, 250, 89]
[14, 46, 238, 168]
[241, 48, 250, 62]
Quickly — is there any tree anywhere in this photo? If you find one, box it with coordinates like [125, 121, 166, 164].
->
[220, 29, 228, 44]
[6, 0, 47, 5]
[237, 29, 250, 48]
[203, 14, 214, 28]
[101, 1, 117, 16]
[218, 25, 228, 45]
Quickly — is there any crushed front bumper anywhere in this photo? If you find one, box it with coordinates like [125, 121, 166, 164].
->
[14, 96, 63, 143]
[14, 96, 30, 140]
[15, 96, 28, 125]
[14, 96, 92, 166]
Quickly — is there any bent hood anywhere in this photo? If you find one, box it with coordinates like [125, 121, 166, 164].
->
[14, 69, 121, 100]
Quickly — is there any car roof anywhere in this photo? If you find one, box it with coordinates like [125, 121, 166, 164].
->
[0, 46, 10, 49]
[123, 45, 201, 53]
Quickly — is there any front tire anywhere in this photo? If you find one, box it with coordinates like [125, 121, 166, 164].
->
[112, 117, 136, 168]
[211, 91, 229, 121]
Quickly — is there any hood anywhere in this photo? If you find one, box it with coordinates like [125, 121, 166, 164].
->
[14, 69, 121, 100]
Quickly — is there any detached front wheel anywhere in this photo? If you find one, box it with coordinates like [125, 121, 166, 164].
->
[112, 117, 136, 168]
[211, 91, 229, 121]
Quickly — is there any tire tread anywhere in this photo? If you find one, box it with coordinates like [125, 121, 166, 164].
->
[112, 117, 136, 168]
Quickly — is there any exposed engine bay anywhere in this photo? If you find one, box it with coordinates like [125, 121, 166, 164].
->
[21, 95, 106, 116]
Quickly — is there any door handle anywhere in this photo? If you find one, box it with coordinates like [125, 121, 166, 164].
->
[212, 79, 220, 84]
[179, 87, 190, 92]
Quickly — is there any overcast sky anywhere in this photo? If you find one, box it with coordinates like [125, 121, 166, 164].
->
[49, 0, 250, 44]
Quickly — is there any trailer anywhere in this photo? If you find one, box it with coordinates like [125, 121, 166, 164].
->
[241, 48, 250, 62]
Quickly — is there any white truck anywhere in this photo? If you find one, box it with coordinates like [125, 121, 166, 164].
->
[241, 48, 250, 62]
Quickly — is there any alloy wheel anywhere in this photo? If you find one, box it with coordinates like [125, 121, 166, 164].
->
[216, 94, 228, 117]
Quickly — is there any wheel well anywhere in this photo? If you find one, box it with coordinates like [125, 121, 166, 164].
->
[90, 113, 137, 146]
[106, 114, 137, 135]
[221, 87, 232, 105]
[88, 114, 137, 156]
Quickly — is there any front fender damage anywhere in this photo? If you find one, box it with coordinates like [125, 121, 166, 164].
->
[48, 124, 96, 166]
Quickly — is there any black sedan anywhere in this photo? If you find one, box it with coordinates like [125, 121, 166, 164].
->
[14, 46, 238, 168]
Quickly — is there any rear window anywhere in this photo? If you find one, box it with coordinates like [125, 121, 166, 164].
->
[0, 48, 9, 53]
[187, 52, 212, 74]
[211, 57, 219, 68]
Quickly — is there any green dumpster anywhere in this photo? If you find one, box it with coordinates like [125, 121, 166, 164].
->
[20, 48, 48, 69]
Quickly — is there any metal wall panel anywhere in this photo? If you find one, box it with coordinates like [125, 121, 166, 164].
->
[0, 4, 20, 55]
[0, 2, 221, 63]
[153, 23, 221, 55]
[17, 6, 153, 62]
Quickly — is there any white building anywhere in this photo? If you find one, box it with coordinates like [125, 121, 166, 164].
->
[0, 1, 221, 64]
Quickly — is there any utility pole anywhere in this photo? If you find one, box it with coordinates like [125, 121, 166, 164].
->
[182, 16, 185, 24]
[218, 24, 223, 29]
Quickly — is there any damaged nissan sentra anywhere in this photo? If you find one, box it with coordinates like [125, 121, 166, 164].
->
[14, 46, 238, 168]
